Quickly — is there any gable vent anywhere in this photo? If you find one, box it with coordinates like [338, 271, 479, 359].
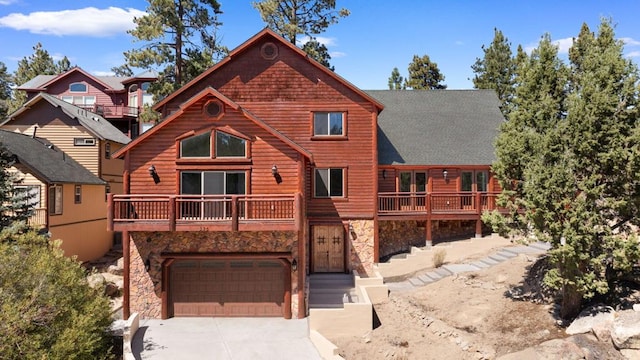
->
[261, 42, 278, 60]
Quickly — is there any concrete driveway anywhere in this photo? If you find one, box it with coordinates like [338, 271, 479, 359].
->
[131, 317, 322, 360]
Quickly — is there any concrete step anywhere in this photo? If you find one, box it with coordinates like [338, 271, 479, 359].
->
[528, 242, 551, 251]
[309, 289, 359, 307]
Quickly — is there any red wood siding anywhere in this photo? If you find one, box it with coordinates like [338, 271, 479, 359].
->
[128, 96, 300, 196]
[44, 72, 123, 107]
[156, 35, 378, 219]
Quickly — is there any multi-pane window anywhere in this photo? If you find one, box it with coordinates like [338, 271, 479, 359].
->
[74, 185, 82, 204]
[180, 131, 246, 158]
[61, 95, 96, 106]
[105, 142, 111, 159]
[399, 171, 426, 192]
[49, 184, 63, 215]
[461, 171, 488, 192]
[313, 112, 344, 136]
[314, 168, 344, 198]
[181, 171, 246, 195]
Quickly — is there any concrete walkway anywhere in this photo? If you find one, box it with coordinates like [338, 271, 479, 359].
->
[382, 238, 550, 292]
[131, 317, 322, 360]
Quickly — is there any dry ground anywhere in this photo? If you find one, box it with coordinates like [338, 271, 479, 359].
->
[330, 253, 590, 360]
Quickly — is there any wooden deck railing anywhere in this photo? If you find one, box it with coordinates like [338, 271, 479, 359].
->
[78, 104, 139, 118]
[28, 208, 47, 227]
[378, 192, 502, 216]
[107, 193, 301, 232]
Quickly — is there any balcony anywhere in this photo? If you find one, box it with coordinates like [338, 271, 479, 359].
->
[107, 193, 302, 232]
[378, 192, 502, 220]
[79, 104, 139, 118]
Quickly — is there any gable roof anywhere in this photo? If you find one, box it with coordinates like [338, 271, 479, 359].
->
[0, 129, 105, 185]
[17, 67, 122, 92]
[3, 93, 131, 145]
[112, 86, 313, 162]
[153, 28, 384, 113]
[369, 90, 504, 166]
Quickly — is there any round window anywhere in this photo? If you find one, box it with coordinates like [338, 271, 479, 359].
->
[261, 42, 278, 60]
[204, 100, 222, 118]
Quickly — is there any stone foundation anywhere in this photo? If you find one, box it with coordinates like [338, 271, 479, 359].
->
[379, 220, 492, 259]
[347, 219, 375, 276]
[129, 230, 299, 319]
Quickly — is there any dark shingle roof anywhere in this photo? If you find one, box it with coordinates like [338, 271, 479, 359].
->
[0, 130, 105, 185]
[3, 93, 131, 145]
[367, 90, 504, 166]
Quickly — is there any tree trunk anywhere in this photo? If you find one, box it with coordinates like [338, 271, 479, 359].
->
[560, 283, 582, 320]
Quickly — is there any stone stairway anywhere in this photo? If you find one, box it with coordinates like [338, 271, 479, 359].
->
[308, 273, 359, 309]
[384, 241, 551, 292]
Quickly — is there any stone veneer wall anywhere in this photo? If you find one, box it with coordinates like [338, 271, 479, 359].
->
[348, 219, 375, 276]
[379, 220, 492, 259]
[129, 231, 299, 319]
[378, 220, 426, 259]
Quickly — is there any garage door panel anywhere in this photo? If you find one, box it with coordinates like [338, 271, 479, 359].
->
[170, 259, 285, 317]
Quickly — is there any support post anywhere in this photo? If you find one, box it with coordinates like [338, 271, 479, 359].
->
[426, 193, 432, 247]
[231, 196, 239, 231]
[123, 230, 130, 320]
[475, 192, 483, 238]
[168, 196, 176, 231]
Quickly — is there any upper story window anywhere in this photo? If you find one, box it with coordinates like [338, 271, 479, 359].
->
[49, 184, 63, 215]
[74, 184, 82, 204]
[62, 95, 96, 106]
[216, 132, 245, 157]
[180, 132, 211, 158]
[69, 82, 87, 93]
[179, 130, 248, 159]
[313, 112, 344, 136]
[314, 168, 345, 198]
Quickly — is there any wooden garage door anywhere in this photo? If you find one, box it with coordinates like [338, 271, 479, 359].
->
[170, 259, 284, 317]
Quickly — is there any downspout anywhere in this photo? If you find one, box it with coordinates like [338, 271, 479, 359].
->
[122, 151, 131, 320]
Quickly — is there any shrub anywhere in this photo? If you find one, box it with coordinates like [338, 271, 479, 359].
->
[0, 230, 114, 359]
[433, 249, 447, 268]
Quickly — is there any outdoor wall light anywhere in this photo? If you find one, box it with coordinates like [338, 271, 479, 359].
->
[271, 164, 278, 176]
[291, 259, 298, 271]
[148, 165, 157, 177]
[144, 258, 151, 271]
[443, 169, 448, 181]
[382, 169, 386, 179]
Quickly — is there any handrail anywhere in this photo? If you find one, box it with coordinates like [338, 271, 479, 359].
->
[378, 191, 502, 214]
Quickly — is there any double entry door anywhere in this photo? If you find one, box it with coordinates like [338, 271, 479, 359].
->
[312, 225, 345, 273]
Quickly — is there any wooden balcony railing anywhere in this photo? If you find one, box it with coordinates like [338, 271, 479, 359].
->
[78, 104, 139, 118]
[378, 192, 502, 218]
[28, 208, 47, 228]
[107, 193, 302, 232]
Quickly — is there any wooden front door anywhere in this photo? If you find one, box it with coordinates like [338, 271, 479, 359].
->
[312, 225, 345, 273]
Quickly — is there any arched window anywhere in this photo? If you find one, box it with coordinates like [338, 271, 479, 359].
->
[69, 82, 87, 92]
[216, 132, 246, 157]
[180, 132, 211, 158]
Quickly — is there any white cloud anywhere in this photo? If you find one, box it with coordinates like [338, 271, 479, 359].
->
[621, 37, 640, 47]
[0, 7, 146, 37]
[626, 51, 640, 58]
[300, 35, 336, 47]
[0, 0, 18, 5]
[92, 70, 116, 76]
[552, 37, 573, 54]
[330, 51, 346, 58]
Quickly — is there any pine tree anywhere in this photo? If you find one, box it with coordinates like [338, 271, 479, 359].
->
[0, 62, 12, 119]
[118, 0, 226, 99]
[405, 54, 447, 90]
[9, 43, 70, 114]
[486, 20, 640, 319]
[387, 67, 404, 90]
[471, 28, 516, 114]
[0, 143, 35, 229]
[301, 37, 334, 70]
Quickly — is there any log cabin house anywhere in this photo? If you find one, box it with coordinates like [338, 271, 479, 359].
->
[107, 29, 505, 320]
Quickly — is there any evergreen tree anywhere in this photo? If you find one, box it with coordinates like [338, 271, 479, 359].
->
[0, 143, 35, 229]
[301, 37, 334, 70]
[486, 20, 640, 319]
[253, 0, 350, 45]
[387, 67, 404, 90]
[118, 0, 226, 99]
[0, 62, 12, 119]
[0, 230, 114, 359]
[9, 43, 70, 113]
[405, 54, 447, 90]
[471, 28, 516, 114]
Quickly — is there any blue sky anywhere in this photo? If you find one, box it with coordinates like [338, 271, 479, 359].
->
[1, 1, 639, 90]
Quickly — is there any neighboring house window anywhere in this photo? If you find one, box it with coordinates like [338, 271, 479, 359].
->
[181, 171, 246, 195]
[313, 112, 344, 136]
[74, 138, 96, 146]
[142, 82, 154, 106]
[62, 95, 96, 106]
[49, 185, 63, 215]
[105, 142, 111, 159]
[180, 132, 211, 157]
[314, 168, 344, 198]
[69, 82, 87, 92]
[105, 184, 110, 201]
[216, 132, 246, 157]
[14, 185, 41, 208]
[74, 185, 82, 204]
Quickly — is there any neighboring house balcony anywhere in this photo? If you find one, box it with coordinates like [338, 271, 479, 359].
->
[107, 193, 303, 232]
[78, 104, 139, 118]
[378, 191, 504, 220]
[29, 208, 47, 228]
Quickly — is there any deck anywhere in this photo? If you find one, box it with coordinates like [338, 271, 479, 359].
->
[377, 192, 502, 220]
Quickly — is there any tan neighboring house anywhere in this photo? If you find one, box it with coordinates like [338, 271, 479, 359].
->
[1, 93, 131, 261]
[0, 129, 110, 261]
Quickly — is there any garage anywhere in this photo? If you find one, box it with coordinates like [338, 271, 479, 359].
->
[169, 259, 286, 317]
